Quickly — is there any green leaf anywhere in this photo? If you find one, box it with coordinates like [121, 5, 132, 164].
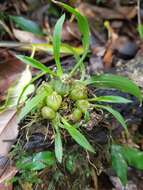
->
[16, 55, 55, 76]
[17, 91, 47, 122]
[53, 1, 90, 75]
[85, 74, 142, 102]
[121, 146, 143, 170]
[55, 129, 63, 163]
[61, 118, 95, 153]
[95, 105, 127, 129]
[53, 14, 65, 77]
[54, 1, 89, 50]
[111, 145, 128, 186]
[89, 96, 132, 104]
[33, 151, 55, 167]
[10, 16, 43, 35]
[137, 24, 143, 39]
[16, 151, 55, 171]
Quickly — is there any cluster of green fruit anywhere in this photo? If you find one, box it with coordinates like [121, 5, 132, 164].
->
[38, 80, 90, 122]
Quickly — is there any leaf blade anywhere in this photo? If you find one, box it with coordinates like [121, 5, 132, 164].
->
[55, 129, 63, 163]
[53, 14, 65, 76]
[86, 74, 142, 101]
[53, 1, 90, 75]
[62, 118, 95, 153]
[89, 95, 132, 104]
[16, 151, 55, 171]
[53, 1, 90, 51]
[16, 55, 55, 76]
[95, 105, 127, 129]
[10, 16, 43, 35]
[121, 146, 143, 170]
[111, 145, 128, 186]
[17, 92, 47, 122]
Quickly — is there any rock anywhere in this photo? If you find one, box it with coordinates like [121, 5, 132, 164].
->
[114, 36, 138, 60]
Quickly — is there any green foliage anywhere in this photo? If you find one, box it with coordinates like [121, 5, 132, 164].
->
[55, 1, 90, 51]
[17, 91, 47, 122]
[111, 145, 128, 186]
[16, 151, 55, 171]
[53, 14, 65, 77]
[90, 95, 132, 104]
[95, 105, 127, 129]
[62, 118, 95, 153]
[10, 16, 43, 35]
[86, 74, 142, 102]
[137, 24, 143, 39]
[15, 3, 143, 184]
[16, 55, 55, 76]
[52, 1, 90, 75]
[55, 127, 63, 163]
[111, 144, 143, 186]
[119, 145, 143, 170]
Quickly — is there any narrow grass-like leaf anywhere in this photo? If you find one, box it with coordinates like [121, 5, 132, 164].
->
[52, 1, 90, 75]
[55, 129, 63, 163]
[89, 96, 132, 104]
[53, 1, 89, 50]
[17, 92, 47, 122]
[16, 55, 55, 76]
[111, 145, 128, 186]
[10, 16, 43, 35]
[53, 14, 65, 77]
[95, 105, 127, 129]
[61, 118, 95, 153]
[85, 74, 142, 102]
[0, 42, 84, 55]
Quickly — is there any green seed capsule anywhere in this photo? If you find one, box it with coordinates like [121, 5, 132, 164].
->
[76, 100, 90, 113]
[51, 79, 70, 96]
[41, 106, 56, 120]
[36, 82, 53, 96]
[72, 108, 82, 122]
[70, 82, 87, 101]
[46, 91, 62, 111]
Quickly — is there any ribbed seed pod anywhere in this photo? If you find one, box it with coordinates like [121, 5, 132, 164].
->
[36, 82, 53, 96]
[71, 108, 82, 122]
[46, 91, 62, 111]
[70, 82, 88, 101]
[76, 99, 90, 113]
[41, 106, 56, 120]
[51, 79, 70, 96]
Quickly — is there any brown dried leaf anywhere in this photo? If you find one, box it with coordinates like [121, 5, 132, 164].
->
[0, 166, 17, 190]
[0, 50, 25, 102]
[61, 21, 81, 42]
[13, 29, 46, 43]
[0, 109, 18, 189]
[0, 184, 13, 190]
[77, 3, 137, 20]
[103, 48, 113, 69]
[0, 109, 18, 156]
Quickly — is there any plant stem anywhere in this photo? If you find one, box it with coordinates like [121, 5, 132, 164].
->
[69, 49, 88, 77]
[16, 71, 46, 109]
[137, 0, 141, 27]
